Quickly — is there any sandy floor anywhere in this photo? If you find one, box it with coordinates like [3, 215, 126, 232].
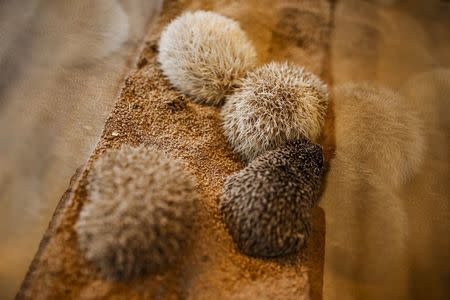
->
[16, 0, 333, 299]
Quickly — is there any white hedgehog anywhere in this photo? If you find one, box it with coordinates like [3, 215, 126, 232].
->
[75, 145, 198, 279]
[221, 62, 328, 161]
[158, 10, 257, 106]
[333, 82, 424, 188]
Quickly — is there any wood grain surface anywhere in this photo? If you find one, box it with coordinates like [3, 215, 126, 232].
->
[0, 1, 161, 299]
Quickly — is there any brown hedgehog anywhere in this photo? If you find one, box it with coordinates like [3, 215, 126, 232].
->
[219, 139, 324, 258]
[334, 82, 424, 188]
[75, 145, 198, 279]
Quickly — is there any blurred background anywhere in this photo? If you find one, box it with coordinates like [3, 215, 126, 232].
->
[0, 0, 161, 298]
[0, 0, 448, 299]
[326, 1, 449, 299]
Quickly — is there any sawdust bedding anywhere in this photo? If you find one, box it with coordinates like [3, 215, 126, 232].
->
[17, 0, 334, 299]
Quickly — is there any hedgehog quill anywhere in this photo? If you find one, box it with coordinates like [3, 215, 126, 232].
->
[220, 139, 325, 257]
[76, 145, 198, 279]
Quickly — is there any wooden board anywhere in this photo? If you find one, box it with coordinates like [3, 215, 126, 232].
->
[17, 0, 334, 299]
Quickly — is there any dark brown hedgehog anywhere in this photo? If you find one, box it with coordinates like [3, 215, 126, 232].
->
[220, 139, 324, 258]
[75, 145, 198, 279]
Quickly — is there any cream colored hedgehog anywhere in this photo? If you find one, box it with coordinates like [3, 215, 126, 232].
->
[221, 62, 328, 161]
[75, 145, 197, 279]
[158, 10, 257, 106]
[333, 82, 424, 187]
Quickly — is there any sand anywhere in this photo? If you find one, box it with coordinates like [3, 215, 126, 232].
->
[16, 0, 334, 299]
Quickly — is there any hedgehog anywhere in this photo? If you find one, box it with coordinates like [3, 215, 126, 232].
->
[219, 139, 325, 258]
[75, 144, 198, 279]
[333, 82, 424, 188]
[158, 10, 257, 106]
[221, 62, 328, 161]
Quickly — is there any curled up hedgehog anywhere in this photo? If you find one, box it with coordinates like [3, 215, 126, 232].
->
[158, 10, 257, 106]
[220, 139, 325, 257]
[75, 145, 198, 279]
[333, 82, 424, 188]
[221, 61, 328, 161]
